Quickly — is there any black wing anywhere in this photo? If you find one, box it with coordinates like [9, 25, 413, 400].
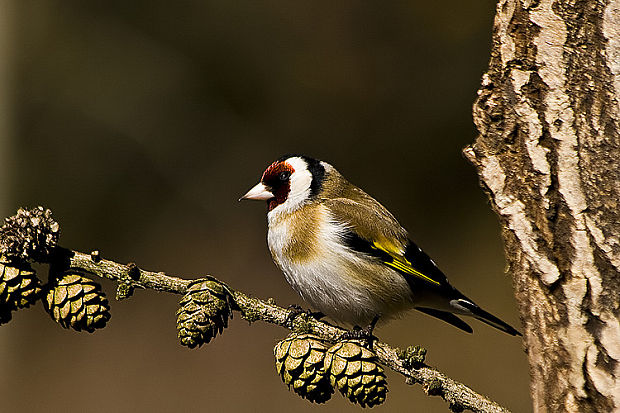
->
[342, 230, 453, 291]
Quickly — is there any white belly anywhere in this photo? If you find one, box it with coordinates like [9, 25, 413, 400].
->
[267, 210, 413, 326]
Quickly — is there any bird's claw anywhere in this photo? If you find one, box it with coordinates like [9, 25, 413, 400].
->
[339, 315, 380, 349]
[285, 304, 324, 327]
[340, 326, 378, 349]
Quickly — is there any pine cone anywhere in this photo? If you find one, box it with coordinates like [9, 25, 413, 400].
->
[44, 273, 110, 332]
[0, 207, 60, 262]
[0, 257, 41, 309]
[324, 340, 388, 407]
[0, 256, 42, 324]
[274, 333, 334, 403]
[177, 279, 232, 348]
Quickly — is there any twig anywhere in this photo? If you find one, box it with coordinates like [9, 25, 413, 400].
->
[58, 247, 509, 413]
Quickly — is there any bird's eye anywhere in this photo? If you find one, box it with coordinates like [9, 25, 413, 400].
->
[279, 171, 291, 181]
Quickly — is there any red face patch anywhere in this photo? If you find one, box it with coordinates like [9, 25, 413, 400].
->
[261, 161, 295, 211]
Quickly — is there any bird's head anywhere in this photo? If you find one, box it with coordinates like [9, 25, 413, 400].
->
[240, 155, 326, 214]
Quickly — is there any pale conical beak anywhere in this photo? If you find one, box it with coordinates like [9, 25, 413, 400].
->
[239, 182, 274, 201]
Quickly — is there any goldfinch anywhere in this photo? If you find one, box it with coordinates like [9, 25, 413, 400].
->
[241, 155, 520, 336]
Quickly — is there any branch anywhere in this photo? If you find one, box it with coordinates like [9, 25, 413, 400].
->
[65, 248, 508, 413]
[0, 207, 510, 413]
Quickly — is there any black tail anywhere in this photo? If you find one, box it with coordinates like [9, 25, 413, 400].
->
[455, 299, 521, 336]
[415, 307, 473, 333]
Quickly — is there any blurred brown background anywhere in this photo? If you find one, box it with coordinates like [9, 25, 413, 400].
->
[0, 1, 530, 412]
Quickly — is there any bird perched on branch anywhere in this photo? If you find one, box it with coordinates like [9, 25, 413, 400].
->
[240, 154, 520, 336]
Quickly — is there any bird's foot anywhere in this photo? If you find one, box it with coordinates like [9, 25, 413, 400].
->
[285, 304, 324, 327]
[339, 316, 380, 350]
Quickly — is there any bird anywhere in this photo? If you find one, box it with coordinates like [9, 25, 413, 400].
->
[240, 154, 521, 336]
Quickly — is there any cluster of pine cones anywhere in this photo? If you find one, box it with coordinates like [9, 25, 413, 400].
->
[274, 334, 388, 407]
[0, 256, 111, 332]
[0, 207, 110, 332]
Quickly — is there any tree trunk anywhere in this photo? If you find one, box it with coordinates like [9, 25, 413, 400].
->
[465, 0, 620, 411]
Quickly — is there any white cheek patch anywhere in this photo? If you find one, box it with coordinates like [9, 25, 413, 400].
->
[287, 158, 313, 204]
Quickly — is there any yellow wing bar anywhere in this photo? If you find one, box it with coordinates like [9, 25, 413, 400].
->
[372, 240, 441, 286]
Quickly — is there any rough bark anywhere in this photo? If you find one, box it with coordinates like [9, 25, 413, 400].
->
[465, 0, 620, 411]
